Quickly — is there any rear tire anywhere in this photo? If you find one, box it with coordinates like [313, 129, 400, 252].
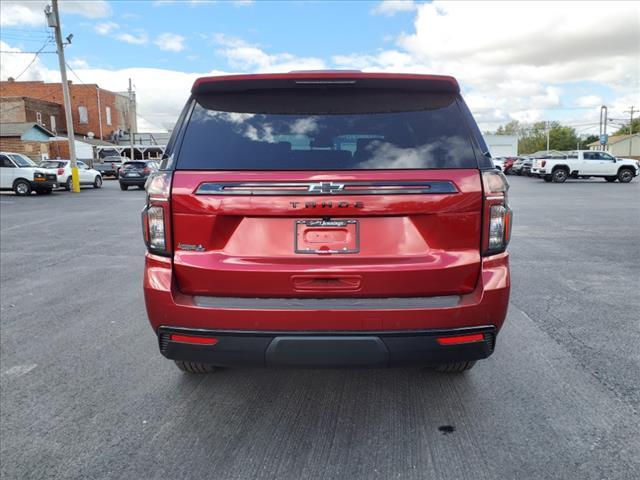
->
[93, 175, 102, 188]
[174, 360, 217, 374]
[13, 179, 31, 196]
[65, 177, 72, 191]
[120, 183, 128, 191]
[618, 168, 634, 183]
[605, 176, 617, 182]
[435, 361, 476, 373]
[552, 168, 568, 183]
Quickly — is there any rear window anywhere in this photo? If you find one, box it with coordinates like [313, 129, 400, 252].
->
[122, 162, 146, 168]
[175, 90, 478, 170]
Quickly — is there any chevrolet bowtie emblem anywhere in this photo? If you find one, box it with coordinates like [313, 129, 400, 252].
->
[307, 182, 345, 193]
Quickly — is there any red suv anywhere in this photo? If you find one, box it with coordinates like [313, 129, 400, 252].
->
[142, 72, 512, 374]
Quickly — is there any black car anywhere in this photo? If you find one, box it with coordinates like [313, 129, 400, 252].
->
[118, 161, 159, 190]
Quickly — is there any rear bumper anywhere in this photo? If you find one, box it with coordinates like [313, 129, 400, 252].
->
[158, 326, 496, 368]
[144, 252, 510, 367]
[119, 176, 148, 186]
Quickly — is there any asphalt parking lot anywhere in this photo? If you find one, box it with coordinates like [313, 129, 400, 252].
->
[1, 176, 639, 480]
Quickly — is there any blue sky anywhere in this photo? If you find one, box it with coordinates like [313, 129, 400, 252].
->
[1, 1, 638, 132]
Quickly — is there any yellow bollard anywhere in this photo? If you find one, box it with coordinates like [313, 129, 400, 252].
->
[71, 166, 81, 193]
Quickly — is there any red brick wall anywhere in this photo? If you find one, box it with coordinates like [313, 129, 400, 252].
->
[0, 81, 121, 140]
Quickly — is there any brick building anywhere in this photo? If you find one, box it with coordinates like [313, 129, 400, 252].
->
[1, 96, 64, 134]
[0, 79, 135, 142]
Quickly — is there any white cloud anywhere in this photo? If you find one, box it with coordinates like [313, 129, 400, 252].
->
[94, 21, 119, 35]
[575, 95, 604, 108]
[213, 34, 325, 72]
[116, 32, 149, 45]
[0, 0, 111, 27]
[155, 33, 186, 52]
[340, 1, 640, 130]
[68, 58, 89, 69]
[0, 41, 47, 81]
[372, 0, 417, 16]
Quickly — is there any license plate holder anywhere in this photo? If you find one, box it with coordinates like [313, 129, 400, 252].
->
[295, 219, 359, 254]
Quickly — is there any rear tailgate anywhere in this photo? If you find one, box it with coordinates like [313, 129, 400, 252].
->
[171, 169, 482, 297]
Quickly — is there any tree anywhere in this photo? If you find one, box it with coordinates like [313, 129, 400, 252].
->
[491, 120, 579, 154]
[613, 118, 640, 136]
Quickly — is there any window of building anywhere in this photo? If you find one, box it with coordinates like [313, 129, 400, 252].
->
[78, 106, 88, 124]
[106, 106, 112, 126]
[50, 115, 56, 133]
[36, 111, 42, 125]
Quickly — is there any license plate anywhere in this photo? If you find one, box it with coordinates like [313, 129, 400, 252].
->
[126, 172, 140, 177]
[295, 219, 359, 254]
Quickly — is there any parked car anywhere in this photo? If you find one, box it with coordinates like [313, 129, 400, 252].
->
[501, 157, 516, 174]
[38, 159, 102, 190]
[118, 160, 158, 190]
[0, 152, 58, 195]
[521, 157, 534, 176]
[533, 150, 639, 183]
[511, 157, 526, 175]
[93, 156, 125, 178]
[141, 71, 512, 374]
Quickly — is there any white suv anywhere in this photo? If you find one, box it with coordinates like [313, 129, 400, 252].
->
[532, 150, 639, 183]
[38, 159, 103, 190]
[0, 152, 58, 195]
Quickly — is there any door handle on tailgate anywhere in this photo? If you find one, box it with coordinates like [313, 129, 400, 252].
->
[291, 275, 362, 292]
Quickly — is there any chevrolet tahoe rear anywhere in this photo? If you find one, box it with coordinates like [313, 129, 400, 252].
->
[142, 72, 512, 373]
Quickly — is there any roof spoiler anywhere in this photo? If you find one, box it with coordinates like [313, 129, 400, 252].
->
[192, 72, 460, 95]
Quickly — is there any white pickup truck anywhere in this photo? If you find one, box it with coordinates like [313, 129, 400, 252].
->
[532, 150, 639, 183]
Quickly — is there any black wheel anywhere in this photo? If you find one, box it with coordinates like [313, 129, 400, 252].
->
[618, 168, 634, 183]
[174, 360, 217, 373]
[13, 179, 31, 196]
[435, 361, 476, 373]
[605, 176, 617, 182]
[65, 176, 73, 191]
[543, 175, 552, 182]
[120, 183, 128, 191]
[552, 168, 568, 183]
[93, 175, 103, 189]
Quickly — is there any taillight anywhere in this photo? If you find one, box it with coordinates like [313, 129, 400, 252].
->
[57, 168, 64, 175]
[141, 171, 173, 256]
[541, 160, 546, 168]
[481, 170, 512, 256]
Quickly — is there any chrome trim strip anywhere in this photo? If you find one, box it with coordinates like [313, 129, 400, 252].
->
[195, 181, 458, 196]
[193, 295, 461, 310]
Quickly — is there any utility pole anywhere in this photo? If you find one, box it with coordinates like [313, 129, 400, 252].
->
[46, 0, 79, 192]
[624, 106, 635, 156]
[546, 121, 550, 152]
[128, 78, 135, 161]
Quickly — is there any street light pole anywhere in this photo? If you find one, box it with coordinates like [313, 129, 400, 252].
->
[46, 0, 79, 192]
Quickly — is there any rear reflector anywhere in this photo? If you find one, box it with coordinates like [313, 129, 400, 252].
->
[170, 334, 219, 345]
[436, 333, 484, 345]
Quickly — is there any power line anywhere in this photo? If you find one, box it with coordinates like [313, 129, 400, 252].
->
[11, 40, 52, 80]
[0, 50, 57, 54]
